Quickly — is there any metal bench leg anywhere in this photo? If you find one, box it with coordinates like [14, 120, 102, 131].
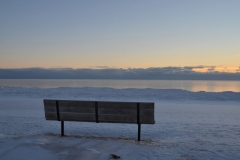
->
[61, 121, 64, 136]
[138, 123, 141, 141]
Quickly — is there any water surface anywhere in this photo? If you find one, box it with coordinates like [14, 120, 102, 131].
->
[0, 79, 240, 92]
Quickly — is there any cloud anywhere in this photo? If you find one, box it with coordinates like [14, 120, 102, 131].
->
[90, 66, 112, 69]
[207, 66, 216, 72]
[236, 67, 240, 72]
[0, 67, 240, 80]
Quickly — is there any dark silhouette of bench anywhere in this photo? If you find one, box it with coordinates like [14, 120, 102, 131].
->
[44, 99, 155, 141]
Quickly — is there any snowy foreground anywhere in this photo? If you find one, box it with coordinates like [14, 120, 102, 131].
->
[0, 87, 240, 160]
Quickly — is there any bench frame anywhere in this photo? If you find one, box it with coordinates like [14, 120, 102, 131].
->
[44, 100, 154, 141]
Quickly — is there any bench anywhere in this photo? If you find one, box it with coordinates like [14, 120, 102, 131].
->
[43, 99, 155, 141]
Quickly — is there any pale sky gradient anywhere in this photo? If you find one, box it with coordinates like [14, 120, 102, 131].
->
[0, 0, 240, 72]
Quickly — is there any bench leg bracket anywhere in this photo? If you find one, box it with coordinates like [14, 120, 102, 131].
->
[138, 123, 141, 141]
[61, 121, 64, 136]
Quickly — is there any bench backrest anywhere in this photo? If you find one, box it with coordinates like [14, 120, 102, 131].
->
[44, 100, 155, 124]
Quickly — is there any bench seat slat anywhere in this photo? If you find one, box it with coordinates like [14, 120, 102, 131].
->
[98, 115, 137, 123]
[45, 112, 58, 120]
[59, 101, 95, 108]
[140, 109, 154, 117]
[98, 109, 154, 117]
[98, 108, 136, 115]
[59, 107, 95, 113]
[44, 106, 57, 112]
[44, 100, 57, 107]
[59, 113, 96, 122]
[139, 103, 154, 109]
[98, 115, 154, 124]
[140, 117, 155, 124]
[98, 102, 137, 110]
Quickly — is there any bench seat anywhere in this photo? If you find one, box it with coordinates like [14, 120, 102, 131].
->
[44, 99, 155, 141]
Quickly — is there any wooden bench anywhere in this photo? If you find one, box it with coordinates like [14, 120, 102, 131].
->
[43, 99, 155, 141]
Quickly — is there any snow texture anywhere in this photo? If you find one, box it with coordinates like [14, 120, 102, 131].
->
[0, 86, 240, 101]
[0, 87, 240, 159]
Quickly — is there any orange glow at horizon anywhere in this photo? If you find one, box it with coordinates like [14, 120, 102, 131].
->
[192, 66, 239, 73]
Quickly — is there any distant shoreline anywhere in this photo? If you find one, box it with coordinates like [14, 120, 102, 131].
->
[1, 68, 240, 80]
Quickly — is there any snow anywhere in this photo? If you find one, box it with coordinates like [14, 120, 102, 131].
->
[1, 86, 240, 101]
[0, 87, 240, 159]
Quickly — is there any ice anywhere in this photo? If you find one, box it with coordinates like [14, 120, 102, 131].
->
[0, 86, 240, 101]
[0, 87, 240, 159]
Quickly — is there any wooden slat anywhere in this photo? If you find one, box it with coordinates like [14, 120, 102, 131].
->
[59, 107, 95, 113]
[98, 102, 137, 109]
[44, 106, 57, 112]
[44, 99, 56, 107]
[98, 108, 137, 115]
[140, 109, 154, 117]
[140, 103, 154, 109]
[59, 100, 95, 108]
[98, 109, 154, 116]
[45, 112, 58, 120]
[59, 113, 96, 122]
[140, 116, 155, 124]
[98, 115, 137, 123]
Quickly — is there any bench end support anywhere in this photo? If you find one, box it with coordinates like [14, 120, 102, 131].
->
[61, 121, 64, 136]
[138, 123, 141, 141]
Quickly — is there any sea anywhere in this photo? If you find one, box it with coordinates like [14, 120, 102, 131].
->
[0, 79, 240, 92]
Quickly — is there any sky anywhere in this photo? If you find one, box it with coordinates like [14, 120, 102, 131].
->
[0, 0, 240, 74]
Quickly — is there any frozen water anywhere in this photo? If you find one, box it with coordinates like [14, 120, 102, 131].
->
[0, 87, 240, 159]
[0, 86, 240, 101]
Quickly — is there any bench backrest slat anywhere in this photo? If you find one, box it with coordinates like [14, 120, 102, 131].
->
[44, 100, 155, 124]
[60, 113, 96, 122]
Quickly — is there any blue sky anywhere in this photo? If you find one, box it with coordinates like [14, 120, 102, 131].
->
[0, 0, 240, 72]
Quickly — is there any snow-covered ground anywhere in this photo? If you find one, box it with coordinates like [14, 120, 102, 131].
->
[0, 87, 240, 159]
